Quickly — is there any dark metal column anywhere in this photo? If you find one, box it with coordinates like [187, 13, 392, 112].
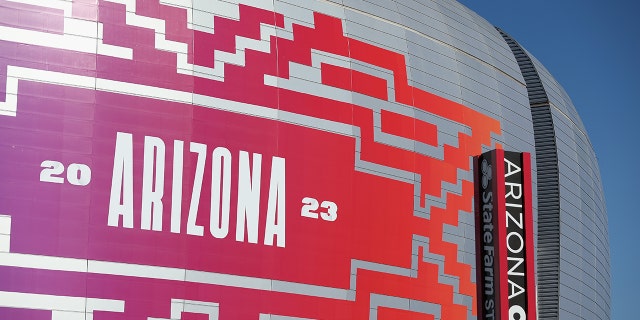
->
[497, 28, 561, 320]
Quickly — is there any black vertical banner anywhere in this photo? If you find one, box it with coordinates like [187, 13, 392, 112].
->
[475, 151, 500, 320]
[475, 150, 536, 320]
[503, 151, 528, 319]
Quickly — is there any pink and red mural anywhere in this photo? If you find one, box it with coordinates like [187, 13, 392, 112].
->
[0, 1, 501, 319]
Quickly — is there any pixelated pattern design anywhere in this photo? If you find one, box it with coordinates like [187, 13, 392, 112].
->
[0, 1, 501, 319]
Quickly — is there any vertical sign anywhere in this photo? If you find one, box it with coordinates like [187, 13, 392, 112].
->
[475, 150, 537, 320]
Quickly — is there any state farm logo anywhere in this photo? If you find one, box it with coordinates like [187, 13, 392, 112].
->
[481, 158, 493, 189]
[478, 154, 497, 320]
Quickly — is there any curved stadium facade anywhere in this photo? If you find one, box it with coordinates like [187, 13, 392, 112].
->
[0, 0, 609, 319]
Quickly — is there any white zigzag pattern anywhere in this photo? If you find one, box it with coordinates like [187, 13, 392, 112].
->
[0, 0, 296, 82]
[106, 0, 292, 81]
[0, 0, 132, 65]
[0, 290, 124, 320]
[160, 0, 276, 32]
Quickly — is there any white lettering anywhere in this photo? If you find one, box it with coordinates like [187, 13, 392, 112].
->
[506, 210, 524, 229]
[186, 142, 206, 236]
[170, 140, 184, 233]
[108, 132, 134, 228]
[507, 256, 525, 277]
[236, 151, 262, 244]
[301, 197, 319, 218]
[507, 231, 524, 254]
[264, 156, 286, 247]
[504, 158, 522, 178]
[505, 182, 522, 200]
[320, 201, 338, 222]
[504, 158, 521, 178]
[508, 278, 526, 300]
[108, 133, 288, 248]
[210, 147, 232, 239]
[141, 136, 165, 231]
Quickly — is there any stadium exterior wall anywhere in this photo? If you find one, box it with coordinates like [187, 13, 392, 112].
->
[0, 0, 609, 319]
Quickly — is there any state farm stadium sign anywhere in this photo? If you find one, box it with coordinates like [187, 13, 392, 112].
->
[0, 1, 504, 319]
[475, 150, 537, 320]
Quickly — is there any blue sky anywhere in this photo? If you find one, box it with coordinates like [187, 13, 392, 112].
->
[457, 0, 640, 318]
